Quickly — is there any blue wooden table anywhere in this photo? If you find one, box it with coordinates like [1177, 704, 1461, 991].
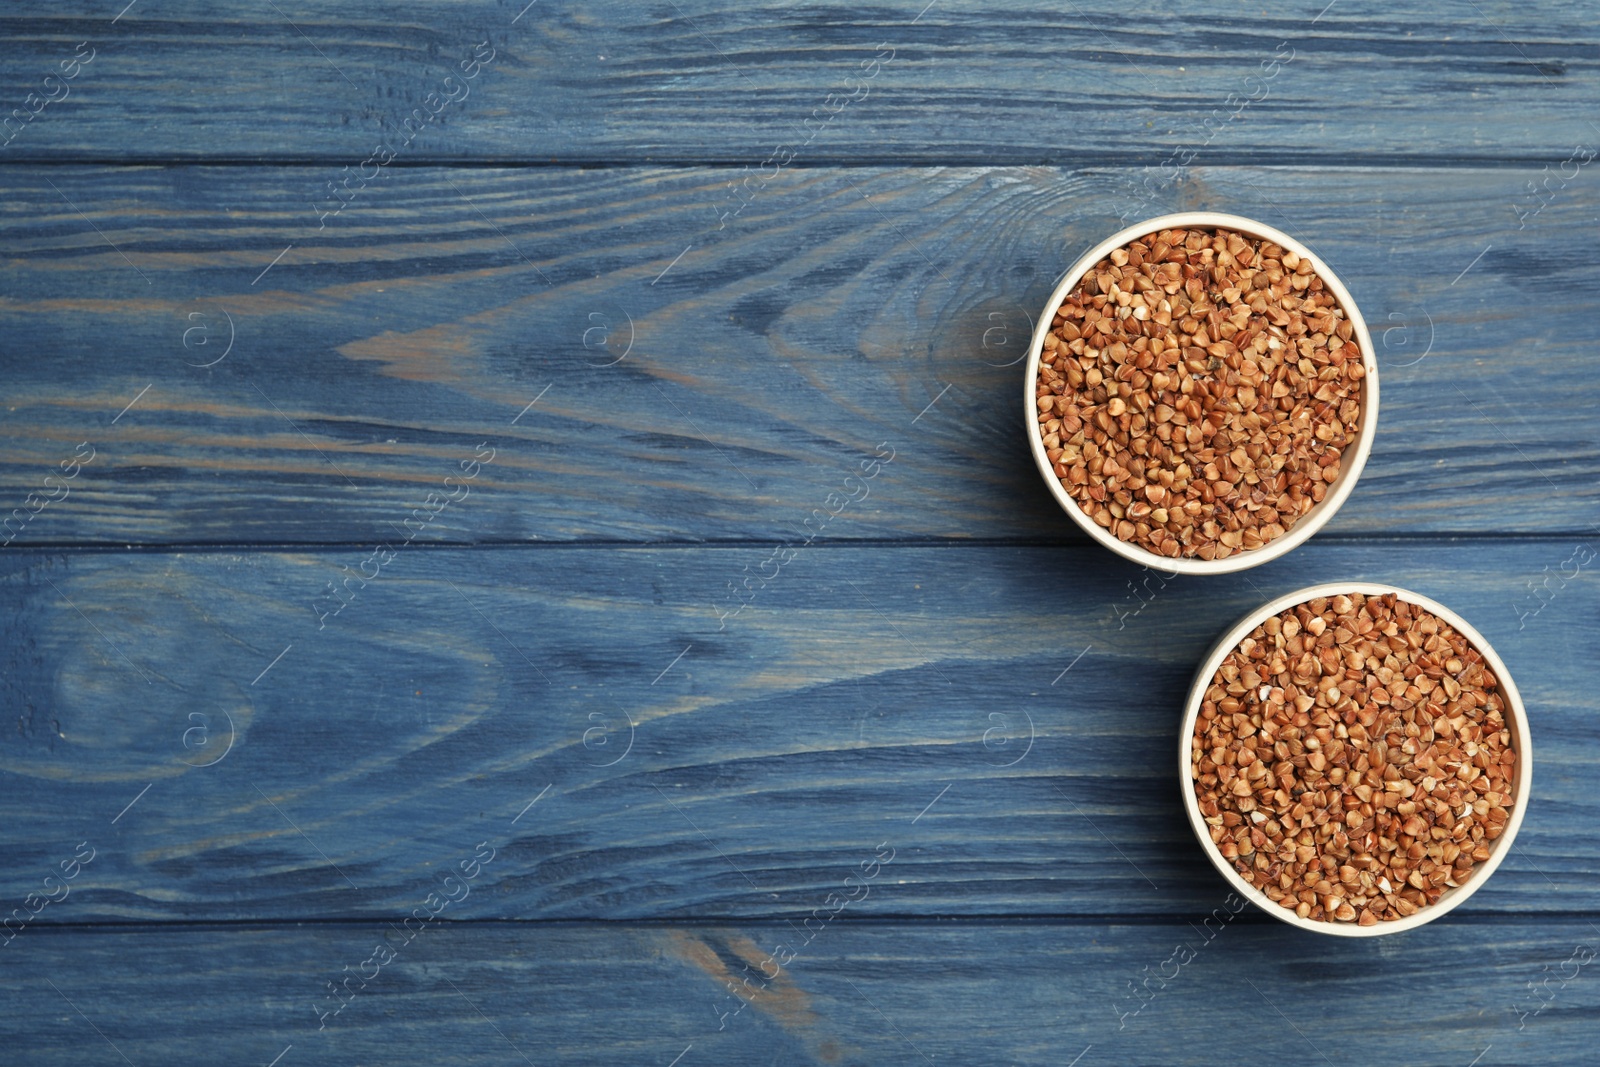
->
[2, 2, 1597, 1063]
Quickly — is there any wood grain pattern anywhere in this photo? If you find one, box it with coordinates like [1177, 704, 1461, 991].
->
[4, 1, 1600, 1061]
[2, 919, 1596, 1065]
[0, 1, 1594, 164]
[0, 541, 1592, 922]
[1, 165, 1597, 545]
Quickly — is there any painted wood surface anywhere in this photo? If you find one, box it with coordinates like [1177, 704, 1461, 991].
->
[2, 164, 1597, 545]
[0, 541, 1592, 922]
[2, 919, 1595, 1066]
[0, 1, 1594, 164]
[3, 0, 1599, 1063]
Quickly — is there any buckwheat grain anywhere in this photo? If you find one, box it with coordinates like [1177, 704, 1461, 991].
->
[1190, 592, 1516, 925]
[1036, 227, 1364, 560]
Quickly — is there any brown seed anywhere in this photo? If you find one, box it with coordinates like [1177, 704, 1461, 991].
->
[1035, 226, 1363, 559]
[1191, 593, 1516, 925]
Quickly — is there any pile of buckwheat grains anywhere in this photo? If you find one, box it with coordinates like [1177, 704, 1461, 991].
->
[1190, 592, 1517, 925]
[1034, 226, 1364, 560]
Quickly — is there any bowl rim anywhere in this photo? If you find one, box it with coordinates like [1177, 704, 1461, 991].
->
[1178, 582, 1534, 937]
[1023, 211, 1381, 575]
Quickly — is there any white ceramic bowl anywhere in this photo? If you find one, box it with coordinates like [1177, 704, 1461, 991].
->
[1024, 212, 1379, 574]
[1179, 583, 1533, 936]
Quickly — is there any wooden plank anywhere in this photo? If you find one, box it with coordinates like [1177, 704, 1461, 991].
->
[3, 919, 1597, 1064]
[0, 164, 1597, 545]
[0, 2, 1594, 163]
[0, 541, 1592, 922]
